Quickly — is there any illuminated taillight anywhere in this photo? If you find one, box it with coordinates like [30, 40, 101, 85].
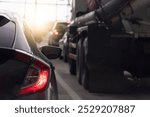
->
[14, 50, 50, 95]
[19, 59, 50, 95]
[53, 30, 59, 35]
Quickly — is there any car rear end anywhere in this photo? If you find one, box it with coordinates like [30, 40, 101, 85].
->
[0, 13, 50, 99]
[49, 22, 68, 46]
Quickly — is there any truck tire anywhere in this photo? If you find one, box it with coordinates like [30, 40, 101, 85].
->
[76, 40, 83, 84]
[82, 54, 89, 89]
[68, 43, 76, 75]
[63, 55, 67, 62]
[81, 38, 89, 89]
[69, 59, 76, 75]
[63, 46, 68, 62]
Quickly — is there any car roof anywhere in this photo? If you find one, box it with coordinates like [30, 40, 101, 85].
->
[0, 10, 32, 54]
[0, 10, 21, 22]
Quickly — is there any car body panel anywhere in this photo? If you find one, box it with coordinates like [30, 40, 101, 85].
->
[0, 11, 58, 100]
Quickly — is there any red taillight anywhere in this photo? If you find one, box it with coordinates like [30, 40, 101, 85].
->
[53, 30, 59, 36]
[14, 50, 50, 95]
[19, 59, 50, 95]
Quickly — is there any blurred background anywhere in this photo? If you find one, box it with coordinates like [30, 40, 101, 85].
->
[0, 0, 72, 41]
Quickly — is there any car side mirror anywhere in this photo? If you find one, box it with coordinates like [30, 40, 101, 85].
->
[40, 46, 62, 59]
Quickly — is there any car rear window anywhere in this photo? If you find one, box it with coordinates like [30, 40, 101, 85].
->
[0, 16, 15, 48]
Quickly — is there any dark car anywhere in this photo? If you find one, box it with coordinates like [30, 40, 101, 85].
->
[0, 11, 61, 100]
[48, 22, 68, 46]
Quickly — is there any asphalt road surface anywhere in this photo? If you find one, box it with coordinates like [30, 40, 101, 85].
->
[51, 59, 150, 100]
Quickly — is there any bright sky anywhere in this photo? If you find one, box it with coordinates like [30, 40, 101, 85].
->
[0, 0, 71, 25]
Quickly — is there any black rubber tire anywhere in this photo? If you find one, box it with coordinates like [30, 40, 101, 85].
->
[68, 44, 76, 75]
[63, 46, 68, 62]
[82, 61, 89, 89]
[63, 54, 68, 62]
[69, 59, 76, 75]
[81, 38, 89, 89]
[76, 40, 83, 84]
[50, 70, 58, 100]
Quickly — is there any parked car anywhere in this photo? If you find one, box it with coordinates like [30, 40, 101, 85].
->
[48, 22, 68, 46]
[59, 32, 69, 62]
[0, 11, 61, 100]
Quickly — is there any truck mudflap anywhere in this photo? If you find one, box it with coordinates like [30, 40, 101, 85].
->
[82, 22, 150, 93]
[83, 24, 137, 93]
[87, 63, 135, 93]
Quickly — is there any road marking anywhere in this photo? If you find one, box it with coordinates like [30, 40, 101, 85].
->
[55, 71, 82, 100]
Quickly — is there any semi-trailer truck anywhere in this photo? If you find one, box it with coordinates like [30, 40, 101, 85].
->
[67, 0, 150, 93]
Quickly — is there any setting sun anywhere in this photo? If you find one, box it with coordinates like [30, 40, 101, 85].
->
[34, 12, 51, 26]
[0, 0, 71, 25]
